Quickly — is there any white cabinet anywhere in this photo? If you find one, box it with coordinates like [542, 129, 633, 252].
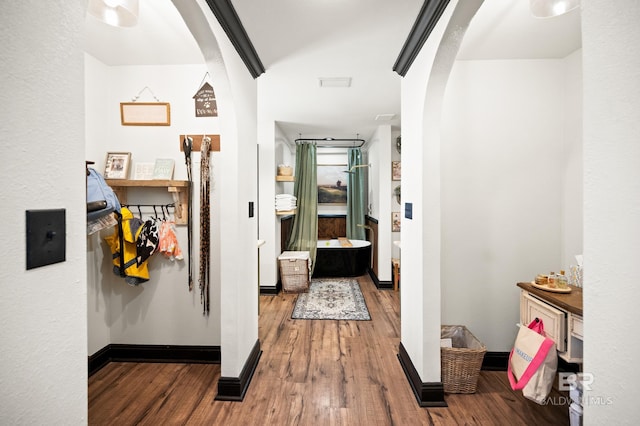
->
[518, 282, 583, 364]
[521, 292, 566, 352]
[570, 315, 583, 339]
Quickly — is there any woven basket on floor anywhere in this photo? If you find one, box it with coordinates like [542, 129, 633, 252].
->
[441, 325, 487, 394]
[278, 251, 310, 293]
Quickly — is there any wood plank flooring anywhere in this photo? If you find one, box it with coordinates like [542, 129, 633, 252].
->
[89, 276, 570, 425]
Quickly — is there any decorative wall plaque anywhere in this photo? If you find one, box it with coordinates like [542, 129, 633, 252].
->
[193, 82, 217, 117]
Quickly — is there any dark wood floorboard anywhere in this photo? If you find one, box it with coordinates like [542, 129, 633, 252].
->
[89, 275, 569, 425]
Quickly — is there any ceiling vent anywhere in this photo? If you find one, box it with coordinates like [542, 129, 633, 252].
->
[375, 113, 396, 121]
[318, 77, 352, 88]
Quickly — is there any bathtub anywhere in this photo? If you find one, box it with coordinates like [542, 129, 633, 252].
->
[313, 239, 371, 278]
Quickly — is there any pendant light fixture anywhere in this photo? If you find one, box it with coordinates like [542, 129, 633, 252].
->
[529, 0, 580, 18]
[87, 0, 139, 27]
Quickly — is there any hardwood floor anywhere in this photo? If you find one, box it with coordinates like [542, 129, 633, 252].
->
[89, 276, 570, 425]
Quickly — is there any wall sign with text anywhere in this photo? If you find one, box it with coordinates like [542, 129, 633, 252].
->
[193, 82, 218, 117]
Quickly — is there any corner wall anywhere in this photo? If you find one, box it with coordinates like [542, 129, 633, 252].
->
[1, 2, 87, 423]
[440, 55, 582, 350]
[85, 57, 221, 352]
[180, 0, 259, 379]
[400, 0, 466, 383]
[366, 125, 394, 282]
[582, 1, 640, 422]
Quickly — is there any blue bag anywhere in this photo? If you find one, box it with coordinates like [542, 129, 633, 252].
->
[87, 168, 121, 221]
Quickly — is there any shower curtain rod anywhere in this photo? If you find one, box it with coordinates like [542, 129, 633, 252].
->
[295, 138, 365, 148]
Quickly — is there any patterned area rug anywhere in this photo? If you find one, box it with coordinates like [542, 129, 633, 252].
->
[291, 278, 371, 321]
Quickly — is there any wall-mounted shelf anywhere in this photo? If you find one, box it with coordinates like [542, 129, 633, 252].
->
[105, 179, 189, 225]
[276, 175, 295, 215]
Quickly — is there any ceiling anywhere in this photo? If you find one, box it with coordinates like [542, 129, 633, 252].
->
[84, 0, 581, 143]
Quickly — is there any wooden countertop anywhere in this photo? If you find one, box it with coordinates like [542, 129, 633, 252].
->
[517, 282, 583, 317]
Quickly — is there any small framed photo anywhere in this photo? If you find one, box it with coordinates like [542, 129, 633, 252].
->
[104, 152, 131, 179]
[392, 161, 401, 181]
[392, 212, 401, 232]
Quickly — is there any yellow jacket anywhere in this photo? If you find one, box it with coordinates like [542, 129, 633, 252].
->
[104, 207, 150, 285]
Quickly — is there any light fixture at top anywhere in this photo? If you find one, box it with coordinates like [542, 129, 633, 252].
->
[529, 0, 580, 18]
[87, 0, 139, 27]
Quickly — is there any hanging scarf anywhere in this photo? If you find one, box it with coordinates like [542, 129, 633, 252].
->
[199, 136, 211, 315]
[183, 137, 194, 291]
[158, 218, 183, 261]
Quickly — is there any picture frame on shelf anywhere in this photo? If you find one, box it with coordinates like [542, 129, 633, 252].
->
[133, 162, 155, 180]
[104, 152, 131, 179]
[392, 212, 401, 232]
[152, 158, 175, 180]
[392, 161, 401, 181]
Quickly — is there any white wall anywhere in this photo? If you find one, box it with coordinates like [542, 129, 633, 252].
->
[400, 0, 464, 383]
[366, 125, 394, 282]
[257, 78, 294, 289]
[85, 57, 221, 351]
[561, 49, 583, 271]
[582, 1, 640, 423]
[441, 57, 580, 350]
[86, 54, 112, 354]
[185, 0, 259, 378]
[0, 2, 87, 424]
[367, 134, 380, 220]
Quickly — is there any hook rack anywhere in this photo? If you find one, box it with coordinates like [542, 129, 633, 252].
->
[122, 203, 176, 219]
[105, 179, 189, 225]
[178, 134, 220, 152]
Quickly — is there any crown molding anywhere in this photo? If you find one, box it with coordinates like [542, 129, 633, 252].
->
[205, 0, 265, 78]
[393, 0, 451, 77]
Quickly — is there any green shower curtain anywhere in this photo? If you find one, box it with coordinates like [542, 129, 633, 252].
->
[346, 147, 366, 240]
[286, 142, 318, 272]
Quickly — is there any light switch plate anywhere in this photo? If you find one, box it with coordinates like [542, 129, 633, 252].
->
[26, 209, 66, 270]
[405, 202, 413, 219]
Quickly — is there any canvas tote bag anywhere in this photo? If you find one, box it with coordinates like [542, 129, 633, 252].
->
[508, 318, 558, 404]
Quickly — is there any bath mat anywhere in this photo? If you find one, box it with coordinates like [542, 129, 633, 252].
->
[291, 278, 371, 321]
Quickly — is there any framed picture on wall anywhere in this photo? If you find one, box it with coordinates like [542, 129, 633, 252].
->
[120, 102, 171, 126]
[104, 152, 131, 179]
[392, 212, 401, 232]
[317, 164, 348, 204]
[392, 161, 401, 181]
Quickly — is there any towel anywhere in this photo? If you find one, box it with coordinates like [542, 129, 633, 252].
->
[275, 194, 297, 211]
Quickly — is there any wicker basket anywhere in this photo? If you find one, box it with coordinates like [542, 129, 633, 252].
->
[441, 325, 486, 394]
[278, 251, 310, 293]
[277, 165, 293, 176]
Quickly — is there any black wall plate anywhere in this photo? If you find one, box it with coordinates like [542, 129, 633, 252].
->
[26, 209, 66, 270]
[405, 202, 413, 220]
